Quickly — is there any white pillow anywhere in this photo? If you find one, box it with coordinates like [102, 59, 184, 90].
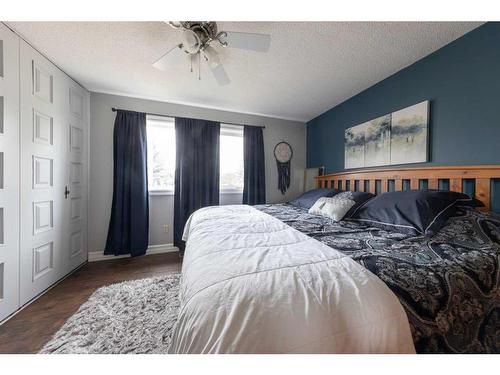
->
[320, 198, 356, 221]
[308, 197, 327, 215]
[308, 192, 356, 221]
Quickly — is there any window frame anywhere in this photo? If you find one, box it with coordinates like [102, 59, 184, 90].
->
[219, 124, 244, 194]
[146, 115, 176, 196]
[145, 118, 245, 196]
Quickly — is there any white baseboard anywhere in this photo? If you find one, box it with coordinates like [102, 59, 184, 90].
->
[88, 244, 178, 262]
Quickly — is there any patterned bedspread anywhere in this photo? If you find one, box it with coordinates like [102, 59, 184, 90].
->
[255, 204, 500, 353]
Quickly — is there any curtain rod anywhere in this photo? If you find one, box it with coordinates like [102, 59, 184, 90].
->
[111, 107, 265, 129]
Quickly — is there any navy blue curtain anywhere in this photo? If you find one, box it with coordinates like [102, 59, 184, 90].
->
[243, 126, 266, 205]
[174, 118, 220, 251]
[105, 110, 149, 257]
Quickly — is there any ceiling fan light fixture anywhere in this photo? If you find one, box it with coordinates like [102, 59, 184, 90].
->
[154, 22, 271, 86]
[181, 29, 201, 54]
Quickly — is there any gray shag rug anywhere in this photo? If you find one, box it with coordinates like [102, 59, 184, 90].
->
[40, 274, 181, 354]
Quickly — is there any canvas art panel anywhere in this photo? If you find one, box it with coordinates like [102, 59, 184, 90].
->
[364, 114, 391, 167]
[345, 122, 367, 169]
[344, 101, 429, 169]
[390, 101, 429, 165]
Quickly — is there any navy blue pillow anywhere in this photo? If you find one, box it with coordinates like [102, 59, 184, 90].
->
[344, 191, 375, 217]
[290, 188, 340, 209]
[348, 189, 476, 236]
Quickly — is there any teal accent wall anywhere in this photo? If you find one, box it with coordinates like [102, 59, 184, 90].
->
[307, 22, 500, 173]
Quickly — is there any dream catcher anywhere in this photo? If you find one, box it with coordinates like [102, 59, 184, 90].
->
[274, 141, 293, 195]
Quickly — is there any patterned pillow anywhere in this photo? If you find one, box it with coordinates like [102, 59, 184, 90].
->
[308, 192, 357, 221]
[321, 197, 357, 221]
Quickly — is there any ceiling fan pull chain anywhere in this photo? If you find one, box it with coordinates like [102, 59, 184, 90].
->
[190, 55, 193, 73]
[198, 52, 201, 80]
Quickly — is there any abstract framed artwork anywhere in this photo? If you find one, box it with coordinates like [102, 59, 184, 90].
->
[344, 100, 429, 169]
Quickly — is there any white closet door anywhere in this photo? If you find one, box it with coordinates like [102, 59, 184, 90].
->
[19, 40, 65, 305]
[0, 24, 20, 321]
[62, 82, 89, 273]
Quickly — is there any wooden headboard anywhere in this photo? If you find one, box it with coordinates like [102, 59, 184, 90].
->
[315, 165, 500, 211]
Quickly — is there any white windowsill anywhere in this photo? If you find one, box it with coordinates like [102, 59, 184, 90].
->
[149, 190, 243, 196]
[149, 190, 174, 196]
[220, 190, 244, 195]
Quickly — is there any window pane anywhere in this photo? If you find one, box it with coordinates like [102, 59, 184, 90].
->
[146, 117, 175, 191]
[220, 125, 244, 191]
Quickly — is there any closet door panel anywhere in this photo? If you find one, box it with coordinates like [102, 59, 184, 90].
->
[62, 83, 88, 273]
[0, 24, 20, 322]
[19, 40, 65, 305]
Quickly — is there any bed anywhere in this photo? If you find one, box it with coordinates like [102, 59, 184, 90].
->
[256, 203, 500, 353]
[168, 165, 500, 354]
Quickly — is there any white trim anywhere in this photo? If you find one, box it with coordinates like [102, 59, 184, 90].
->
[221, 123, 244, 137]
[88, 244, 178, 262]
[147, 114, 175, 124]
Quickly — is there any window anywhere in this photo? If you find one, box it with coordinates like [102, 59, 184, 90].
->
[146, 117, 244, 194]
[220, 125, 244, 192]
[147, 115, 175, 193]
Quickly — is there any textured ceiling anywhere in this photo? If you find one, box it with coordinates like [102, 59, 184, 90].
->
[6, 22, 482, 122]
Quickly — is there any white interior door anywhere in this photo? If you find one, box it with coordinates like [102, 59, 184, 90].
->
[19, 40, 65, 305]
[62, 82, 88, 273]
[0, 24, 20, 321]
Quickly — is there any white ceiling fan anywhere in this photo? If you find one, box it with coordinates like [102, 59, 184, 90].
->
[153, 22, 271, 86]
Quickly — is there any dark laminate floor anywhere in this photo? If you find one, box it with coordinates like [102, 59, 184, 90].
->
[0, 252, 182, 354]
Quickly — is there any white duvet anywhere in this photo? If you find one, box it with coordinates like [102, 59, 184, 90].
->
[168, 205, 415, 354]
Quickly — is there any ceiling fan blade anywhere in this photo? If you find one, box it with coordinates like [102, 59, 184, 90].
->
[167, 21, 183, 29]
[203, 45, 221, 69]
[152, 44, 184, 71]
[219, 31, 271, 52]
[210, 62, 230, 86]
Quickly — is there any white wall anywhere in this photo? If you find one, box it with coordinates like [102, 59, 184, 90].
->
[89, 92, 306, 252]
